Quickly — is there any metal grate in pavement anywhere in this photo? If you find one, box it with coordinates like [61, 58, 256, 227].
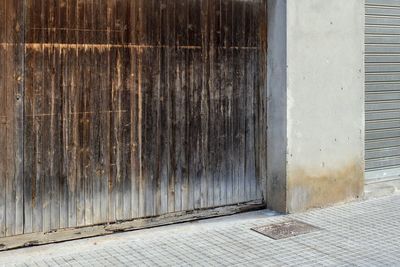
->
[251, 219, 321, 240]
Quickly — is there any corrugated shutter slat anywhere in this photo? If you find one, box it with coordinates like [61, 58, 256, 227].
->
[366, 2, 400, 180]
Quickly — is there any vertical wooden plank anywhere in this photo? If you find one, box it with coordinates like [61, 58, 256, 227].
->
[68, 22, 78, 230]
[83, 0, 92, 227]
[220, 0, 233, 206]
[114, 0, 128, 221]
[159, 0, 169, 215]
[233, 1, 250, 202]
[59, 0, 67, 229]
[211, 0, 218, 208]
[129, 0, 140, 220]
[140, 0, 157, 217]
[199, 0, 207, 209]
[166, 0, 177, 214]
[117, 0, 132, 221]
[191, 0, 202, 210]
[206, 0, 218, 208]
[156, 0, 165, 216]
[137, 45, 145, 218]
[256, 0, 268, 201]
[136, 0, 145, 218]
[58, 0, 69, 230]
[92, 46, 101, 226]
[43, 25, 52, 233]
[73, 0, 84, 228]
[261, 0, 268, 201]
[111, 0, 119, 221]
[186, 0, 194, 212]
[129, 45, 138, 220]
[176, 0, 189, 212]
[171, 0, 180, 212]
[42, 0, 53, 233]
[32, 0, 45, 234]
[175, 45, 186, 212]
[232, 0, 246, 204]
[214, 0, 223, 207]
[59, 44, 68, 230]
[141, 46, 152, 217]
[247, 2, 257, 201]
[4, 0, 17, 236]
[8, 2, 25, 233]
[25, 0, 37, 234]
[15, 0, 25, 237]
[211, 0, 221, 208]
[227, 0, 235, 206]
[219, 0, 230, 205]
[0, 0, 23, 237]
[43, 2, 55, 232]
[188, 46, 196, 211]
[245, 4, 256, 202]
[153, 0, 164, 216]
[49, 0, 63, 232]
[254, 1, 262, 201]
[82, 0, 93, 227]
[229, 0, 239, 205]
[150, 0, 158, 217]
[67, 0, 78, 228]
[249, 1, 257, 201]
[23, 0, 36, 234]
[166, 0, 179, 214]
[114, 0, 123, 221]
[89, 47, 100, 224]
[200, 0, 213, 209]
[107, 0, 117, 222]
[0, 0, 7, 237]
[97, 0, 110, 224]
[122, 0, 133, 221]
[90, 0, 102, 225]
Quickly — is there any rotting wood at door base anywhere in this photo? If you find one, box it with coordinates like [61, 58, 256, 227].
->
[0, 200, 264, 252]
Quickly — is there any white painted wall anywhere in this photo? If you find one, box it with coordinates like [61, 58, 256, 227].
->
[267, 0, 365, 212]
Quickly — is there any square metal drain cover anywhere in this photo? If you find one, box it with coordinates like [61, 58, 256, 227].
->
[251, 219, 320, 240]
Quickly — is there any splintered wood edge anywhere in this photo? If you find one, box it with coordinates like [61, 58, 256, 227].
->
[0, 200, 264, 252]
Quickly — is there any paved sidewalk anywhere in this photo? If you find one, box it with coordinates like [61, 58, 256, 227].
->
[0, 195, 399, 267]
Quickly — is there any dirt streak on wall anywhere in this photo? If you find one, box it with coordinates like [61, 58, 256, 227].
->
[287, 160, 364, 212]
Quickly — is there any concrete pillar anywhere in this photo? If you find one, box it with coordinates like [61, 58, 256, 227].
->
[267, 0, 365, 213]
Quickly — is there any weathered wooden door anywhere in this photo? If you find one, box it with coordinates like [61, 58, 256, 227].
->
[1, 0, 267, 237]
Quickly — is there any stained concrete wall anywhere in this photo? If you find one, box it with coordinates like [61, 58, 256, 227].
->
[267, 0, 365, 213]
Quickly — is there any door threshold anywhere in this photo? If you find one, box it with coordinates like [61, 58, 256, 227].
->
[0, 200, 264, 252]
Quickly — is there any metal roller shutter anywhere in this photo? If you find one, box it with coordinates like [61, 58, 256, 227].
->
[366, 0, 400, 181]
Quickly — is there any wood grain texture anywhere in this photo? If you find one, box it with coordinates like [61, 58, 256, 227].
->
[0, 0, 24, 237]
[0, 0, 267, 237]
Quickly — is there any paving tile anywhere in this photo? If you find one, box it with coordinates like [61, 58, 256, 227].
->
[1, 196, 400, 266]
